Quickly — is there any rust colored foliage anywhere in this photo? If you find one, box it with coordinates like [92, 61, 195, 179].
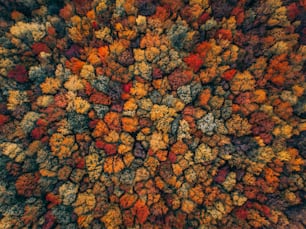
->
[214, 167, 229, 183]
[232, 7, 245, 25]
[65, 57, 85, 74]
[31, 126, 47, 140]
[287, 3, 300, 21]
[6, 161, 21, 176]
[198, 12, 210, 25]
[104, 111, 121, 132]
[132, 199, 150, 224]
[235, 207, 248, 219]
[151, 6, 170, 21]
[216, 29, 232, 41]
[122, 116, 139, 132]
[15, 173, 40, 197]
[45, 193, 61, 208]
[43, 211, 56, 229]
[168, 70, 193, 90]
[7, 65, 28, 83]
[90, 92, 111, 105]
[273, 99, 293, 120]
[95, 140, 117, 155]
[54, 93, 68, 108]
[59, 3, 74, 20]
[120, 193, 138, 209]
[0, 114, 9, 125]
[32, 42, 51, 55]
[183, 54, 203, 72]
[264, 54, 293, 88]
[250, 112, 275, 141]
[222, 69, 237, 81]
[198, 88, 211, 106]
[170, 140, 188, 155]
[73, 0, 93, 16]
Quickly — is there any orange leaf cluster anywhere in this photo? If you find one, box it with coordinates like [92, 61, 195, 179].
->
[183, 54, 203, 72]
[15, 173, 40, 197]
[65, 57, 85, 74]
[131, 200, 150, 224]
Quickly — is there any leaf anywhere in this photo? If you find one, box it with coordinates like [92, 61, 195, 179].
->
[132, 200, 150, 224]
